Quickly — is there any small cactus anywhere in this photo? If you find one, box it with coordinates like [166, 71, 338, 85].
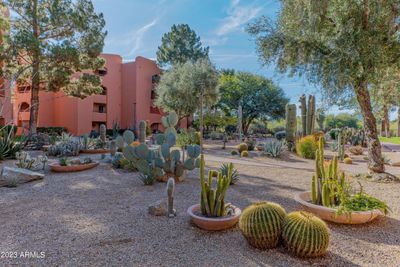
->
[167, 177, 176, 217]
[239, 202, 286, 249]
[99, 124, 106, 142]
[237, 143, 248, 153]
[282, 211, 330, 257]
[343, 157, 353, 164]
[285, 103, 297, 149]
[231, 150, 238, 155]
[241, 151, 249, 157]
[138, 120, 146, 143]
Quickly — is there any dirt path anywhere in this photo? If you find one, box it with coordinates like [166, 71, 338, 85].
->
[0, 150, 398, 266]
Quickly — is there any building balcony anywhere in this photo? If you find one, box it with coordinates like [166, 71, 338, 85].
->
[93, 95, 106, 104]
[18, 112, 30, 121]
[92, 112, 106, 122]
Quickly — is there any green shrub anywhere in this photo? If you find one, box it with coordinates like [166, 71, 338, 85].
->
[237, 143, 248, 153]
[274, 130, 286, 140]
[231, 150, 238, 155]
[245, 139, 256, 151]
[37, 127, 66, 136]
[241, 151, 249, 157]
[296, 135, 317, 159]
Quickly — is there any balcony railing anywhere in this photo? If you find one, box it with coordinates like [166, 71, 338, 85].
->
[92, 112, 106, 122]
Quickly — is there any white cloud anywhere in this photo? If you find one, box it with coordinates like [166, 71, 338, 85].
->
[216, 0, 262, 36]
[127, 19, 158, 56]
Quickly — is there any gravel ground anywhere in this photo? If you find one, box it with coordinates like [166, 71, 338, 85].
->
[0, 146, 399, 266]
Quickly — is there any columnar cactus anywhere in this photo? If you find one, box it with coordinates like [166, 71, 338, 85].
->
[167, 177, 176, 217]
[312, 136, 346, 207]
[99, 124, 106, 142]
[337, 131, 345, 161]
[199, 154, 233, 217]
[299, 94, 307, 136]
[138, 120, 146, 143]
[109, 140, 117, 156]
[285, 103, 297, 149]
[299, 94, 316, 136]
[282, 211, 330, 257]
[239, 202, 286, 249]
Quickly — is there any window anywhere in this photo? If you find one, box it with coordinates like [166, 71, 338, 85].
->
[20, 102, 30, 112]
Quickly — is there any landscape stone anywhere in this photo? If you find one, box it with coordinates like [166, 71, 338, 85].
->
[0, 167, 44, 187]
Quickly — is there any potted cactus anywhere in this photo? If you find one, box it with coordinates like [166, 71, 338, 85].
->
[295, 137, 390, 224]
[80, 124, 110, 154]
[49, 156, 99, 172]
[187, 154, 241, 231]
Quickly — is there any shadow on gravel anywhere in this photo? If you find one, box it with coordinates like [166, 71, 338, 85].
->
[330, 216, 400, 246]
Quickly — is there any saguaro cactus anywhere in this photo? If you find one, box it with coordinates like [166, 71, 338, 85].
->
[299, 94, 316, 136]
[285, 103, 297, 150]
[167, 177, 176, 217]
[138, 120, 146, 143]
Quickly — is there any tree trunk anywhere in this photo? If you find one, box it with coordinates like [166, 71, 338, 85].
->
[355, 81, 384, 173]
[381, 119, 386, 137]
[397, 107, 400, 137]
[29, 0, 40, 136]
[383, 105, 390, 138]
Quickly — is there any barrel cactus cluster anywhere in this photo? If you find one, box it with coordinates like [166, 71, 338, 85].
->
[239, 201, 330, 257]
[282, 211, 330, 257]
[116, 112, 201, 183]
[239, 202, 286, 249]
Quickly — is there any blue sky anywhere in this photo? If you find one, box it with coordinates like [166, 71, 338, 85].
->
[92, 0, 336, 111]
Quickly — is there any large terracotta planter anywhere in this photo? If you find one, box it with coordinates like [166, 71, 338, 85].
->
[80, 149, 110, 154]
[187, 204, 241, 231]
[295, 191, 383, 224]
[49, 162, 99, 172]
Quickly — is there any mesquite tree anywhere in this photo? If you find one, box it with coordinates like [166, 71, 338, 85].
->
[248, 0, 400, 173]
[0, 0, 106, 135]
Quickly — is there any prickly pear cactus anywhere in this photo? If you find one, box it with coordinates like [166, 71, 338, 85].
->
[161, 112, 178, 136]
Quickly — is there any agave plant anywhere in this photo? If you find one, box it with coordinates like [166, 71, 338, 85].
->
[219, 163, 240, 184]
[0, 126, 22, 160]
[263, 140, 285, 158]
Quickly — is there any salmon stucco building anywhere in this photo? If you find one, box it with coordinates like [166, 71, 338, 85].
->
[1, 54, 188, 136]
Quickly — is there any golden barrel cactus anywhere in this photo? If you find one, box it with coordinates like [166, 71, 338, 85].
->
[282, 211, 330, 257]
[239, 202, 286, 249]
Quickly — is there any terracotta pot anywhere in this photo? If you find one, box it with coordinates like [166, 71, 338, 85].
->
[187, 204, 241, 231]
[295, 191, 383, 224]
[80, 149, 110, 154]
[49, 162, 99, 172]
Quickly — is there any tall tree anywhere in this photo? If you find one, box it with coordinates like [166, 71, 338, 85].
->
[155, 59, 219, 123]
[248, 0, 400, 173]
[0, 0, 106, 135]
[156, 24, 209, 67]
[218, 71, 288, 135]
